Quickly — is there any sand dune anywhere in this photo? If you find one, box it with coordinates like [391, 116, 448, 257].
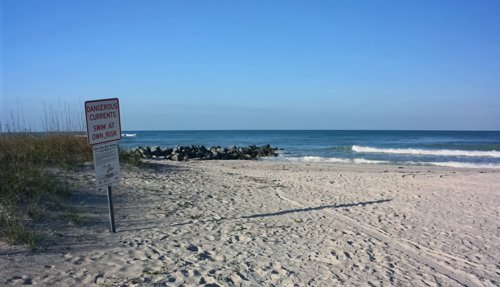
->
[1, 161, 499, 286]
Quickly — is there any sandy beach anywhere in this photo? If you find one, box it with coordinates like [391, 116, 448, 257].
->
[1, 160, 499, 286]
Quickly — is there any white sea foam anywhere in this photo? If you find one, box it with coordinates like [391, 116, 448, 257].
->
[352, 158, 389, 164]
[352, 145, 500, 158]
[274, 156, 389, 164]
[265, 155, 500, 169]
[122, 133, 137, 137]
[302, 156, 350, 163]
[424, 161, 500, 169]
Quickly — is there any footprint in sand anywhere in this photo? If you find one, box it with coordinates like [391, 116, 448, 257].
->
[186, 244, 199, 252]
[6, 275, 33, 285]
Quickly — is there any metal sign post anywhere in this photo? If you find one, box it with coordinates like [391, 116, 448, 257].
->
[107, 186, 116, 233]
[85, 98, 122, 233]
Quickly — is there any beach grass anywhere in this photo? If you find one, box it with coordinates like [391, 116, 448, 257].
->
[0, 132, 92, 249]
[119, 148, 145, 168]
[0, 103, 146, 249]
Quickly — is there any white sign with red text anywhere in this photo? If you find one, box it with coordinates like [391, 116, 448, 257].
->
[85, 98, 122, 145]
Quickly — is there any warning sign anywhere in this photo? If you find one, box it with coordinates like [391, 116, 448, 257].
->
[92, 142, 120, 189]
[85, 98, 122, 145]
[84, 98, 122, 232]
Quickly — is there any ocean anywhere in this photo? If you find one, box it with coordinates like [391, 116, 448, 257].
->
[119, 130, 500, 169]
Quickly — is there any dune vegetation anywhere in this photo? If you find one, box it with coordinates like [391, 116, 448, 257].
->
[0, 131, 92, 249]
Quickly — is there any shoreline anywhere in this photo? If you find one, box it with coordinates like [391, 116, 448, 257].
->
[261, 157, 500, 170]
[1, 160, 499, 286]
[122, 143, 500, 170]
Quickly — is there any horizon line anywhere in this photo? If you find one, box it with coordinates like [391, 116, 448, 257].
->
[121, 129, 500, 132]
[2, 129, 500, 135]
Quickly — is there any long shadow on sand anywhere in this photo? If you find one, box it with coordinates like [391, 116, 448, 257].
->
[240, 199, 393, 219]
[161, 198, 393, 230]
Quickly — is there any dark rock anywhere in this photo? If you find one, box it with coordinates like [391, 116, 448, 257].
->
[128, 144, 279, 162]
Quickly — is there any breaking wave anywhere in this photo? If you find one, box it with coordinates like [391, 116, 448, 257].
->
[122, 133, 137, 137]
[273, 156, 390, 165]
[352, 145, 500, 158]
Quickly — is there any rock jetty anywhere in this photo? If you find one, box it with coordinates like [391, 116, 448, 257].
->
[128, 144, 279, 161]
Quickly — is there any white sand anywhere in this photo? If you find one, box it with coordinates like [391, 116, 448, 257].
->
[1, 160, 499, 286]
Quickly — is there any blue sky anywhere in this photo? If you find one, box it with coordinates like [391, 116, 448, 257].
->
[2, 0, 500, 130]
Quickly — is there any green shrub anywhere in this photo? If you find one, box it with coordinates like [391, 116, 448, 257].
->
[119, 148, 145, 167]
